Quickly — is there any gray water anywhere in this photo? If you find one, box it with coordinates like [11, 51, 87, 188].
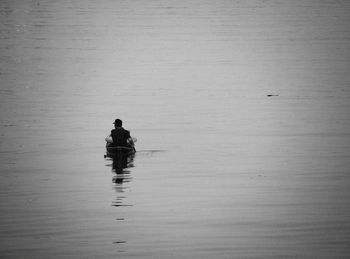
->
[1, 0, 350, 258]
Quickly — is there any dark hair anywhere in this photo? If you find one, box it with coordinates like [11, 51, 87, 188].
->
[114, 119, 122, 127]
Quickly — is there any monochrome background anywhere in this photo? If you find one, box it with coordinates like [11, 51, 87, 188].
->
[1, 0, 350, 258]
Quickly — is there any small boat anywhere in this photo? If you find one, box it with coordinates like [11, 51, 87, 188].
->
[106, 145, 136, 156]
[104, 137, 136, 158]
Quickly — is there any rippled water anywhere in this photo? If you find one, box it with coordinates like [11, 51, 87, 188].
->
[1, 0, 350, 258]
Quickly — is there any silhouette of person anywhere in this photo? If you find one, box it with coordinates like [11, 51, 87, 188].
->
[110, 119, 134, 147]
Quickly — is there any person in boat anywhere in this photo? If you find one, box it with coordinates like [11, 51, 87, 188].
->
[107, 119, 135, 148]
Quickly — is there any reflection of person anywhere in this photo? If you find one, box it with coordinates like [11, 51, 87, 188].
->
[108, 119, 134, 147]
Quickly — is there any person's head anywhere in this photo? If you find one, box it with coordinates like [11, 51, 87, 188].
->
[113, 119, 122, 127]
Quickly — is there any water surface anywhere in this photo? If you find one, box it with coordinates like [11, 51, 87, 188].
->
[1, 0, 350, 258]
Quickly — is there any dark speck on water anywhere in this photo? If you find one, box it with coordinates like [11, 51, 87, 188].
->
[113, 241, 127, 244]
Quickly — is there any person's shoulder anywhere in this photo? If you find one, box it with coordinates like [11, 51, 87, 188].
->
[111, 129, 120, 135]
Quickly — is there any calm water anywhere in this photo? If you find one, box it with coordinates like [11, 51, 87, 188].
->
[1, 0, 350, 258]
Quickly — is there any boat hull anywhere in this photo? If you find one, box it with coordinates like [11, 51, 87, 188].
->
[105, 144, 136, 158]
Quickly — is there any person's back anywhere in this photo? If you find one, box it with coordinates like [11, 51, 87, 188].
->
[109, 119, 132, 147]
[110, 127, 130, 146]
